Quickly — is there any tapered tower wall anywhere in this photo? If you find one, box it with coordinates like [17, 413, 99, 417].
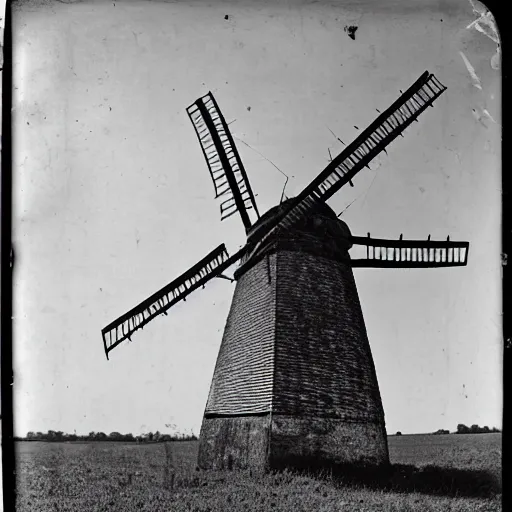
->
[198, 199, 389, 470]
[273, 250, 385, 420]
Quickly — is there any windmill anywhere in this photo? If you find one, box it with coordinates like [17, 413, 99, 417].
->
[101, 71, 469, 471]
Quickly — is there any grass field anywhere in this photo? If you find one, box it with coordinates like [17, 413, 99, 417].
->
[15, 433, 502, 511]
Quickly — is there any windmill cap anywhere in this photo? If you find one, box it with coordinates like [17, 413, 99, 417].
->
[236, 198, 353, 280]
[247, 197, 352, 245]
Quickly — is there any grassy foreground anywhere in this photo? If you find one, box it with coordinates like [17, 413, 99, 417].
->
[15, 433, 502, 511]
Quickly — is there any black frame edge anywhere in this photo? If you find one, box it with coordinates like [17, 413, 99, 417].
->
[2, 2, 15, 510]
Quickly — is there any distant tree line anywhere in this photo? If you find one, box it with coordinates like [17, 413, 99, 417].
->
[430, 424, 501, 435]
[17, 430, 198, 442]
[393, 424, 501, 436]
[20, 424, 501, 442]
[455, 424, 501, 434]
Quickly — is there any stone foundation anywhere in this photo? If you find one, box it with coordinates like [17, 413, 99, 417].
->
[269, 415, 389, 469]
[198, 414, 389, 471]
[198, 415, 270, 471]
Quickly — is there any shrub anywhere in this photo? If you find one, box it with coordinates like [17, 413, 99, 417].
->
[456, 424, 501, 434]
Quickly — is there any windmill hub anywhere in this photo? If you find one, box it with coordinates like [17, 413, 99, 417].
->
[239, 198, 353, 279]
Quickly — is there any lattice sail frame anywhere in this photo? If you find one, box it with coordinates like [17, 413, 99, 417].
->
[102, 71, 470, 359]
[187, 93, 260, 230]
[244, 72, 447, 261]
[101, 244, 245, 359]
[349, 236, 469, 268]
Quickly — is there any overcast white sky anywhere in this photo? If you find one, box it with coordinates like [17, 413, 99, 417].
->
[12, 0, 501, 437]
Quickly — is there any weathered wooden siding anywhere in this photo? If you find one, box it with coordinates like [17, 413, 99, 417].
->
[273, 249, 385, 424]
[203, 254, 276, 415]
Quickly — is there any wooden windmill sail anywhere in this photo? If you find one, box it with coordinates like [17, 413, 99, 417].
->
[102, 71, 469, 471]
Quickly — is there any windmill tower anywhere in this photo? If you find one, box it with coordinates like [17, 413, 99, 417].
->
[101, 72, 469, 471]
